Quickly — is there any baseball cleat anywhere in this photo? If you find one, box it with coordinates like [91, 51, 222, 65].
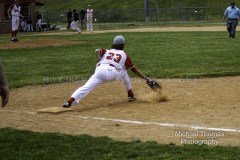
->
[63, 101, 71, 108]
[128, 96, 136, 102]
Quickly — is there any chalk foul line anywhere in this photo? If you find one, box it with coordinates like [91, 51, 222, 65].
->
[70, 115, 240, 133]
[1, 110, 240, 133]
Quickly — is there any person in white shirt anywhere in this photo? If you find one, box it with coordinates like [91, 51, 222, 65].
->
[86, 5, 94, 32]
[8, 0, 23, 42]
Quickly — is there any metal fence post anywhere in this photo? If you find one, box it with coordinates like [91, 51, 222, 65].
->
[155, 0, 159, 22]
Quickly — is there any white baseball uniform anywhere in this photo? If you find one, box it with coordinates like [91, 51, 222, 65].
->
[70, 21, 81, 33]
[86, 8, 93, 31]
[10, 4, 21, 31]
[71, 48, 135, 103]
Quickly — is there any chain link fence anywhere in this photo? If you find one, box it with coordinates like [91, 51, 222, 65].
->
[41, 6, 226, 29]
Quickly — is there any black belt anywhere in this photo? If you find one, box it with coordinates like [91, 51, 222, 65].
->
[228, 18, 238, 20]
[98, 64, 115, 67]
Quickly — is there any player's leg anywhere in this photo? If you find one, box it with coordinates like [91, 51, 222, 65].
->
[86, 18, 90, 31]
[11, 18, 16, 41]
[115, 69, 135, 102]
[75, 20, 81, 33]
[70, 21, 76, 31]
[14, 18, 20, 42]
[227, 21, 232, 38]
[67, 18, 71, 29]
[122, 72, 135, 102]
[63, 67, 106, 107]
[90, 18, 93, 32]
[11, 17, 19, 42]
[84, 19, 87, 29]
[232, 20, 238, 38]
[63, 76, 104, 107]
[38, 19, 42, 31]
[80, 20, 83, 29]
[71, 76, 103, 103]
[11, 31, 14, 42]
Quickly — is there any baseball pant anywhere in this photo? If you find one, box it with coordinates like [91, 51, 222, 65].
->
[227, 19, 238, 37]
[12, 16, 20, 31]
[86, 17, 93, 31]
[67, 18, 72, 29]
[37, 19, 42, 31]
[71, 64, 132, 103]
[70, 20, 81, 33]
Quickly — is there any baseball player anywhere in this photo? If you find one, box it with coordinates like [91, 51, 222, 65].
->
[86, 5, 94, 32]
[63, 35, 154, 108]
[36, 11, 42, 32]
[0, 61, 9, 107]
[222, 1, 240, 38]
[79, 9, 86, 29]
[70, 9, 81, 34]
[8, 0, 23, 42]
[67, 9, 72, 29]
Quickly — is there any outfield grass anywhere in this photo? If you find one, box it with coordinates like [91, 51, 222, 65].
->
[0, 31, 239, 88]
[0, 128, 240, 160]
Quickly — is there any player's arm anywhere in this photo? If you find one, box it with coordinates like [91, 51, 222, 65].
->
[20, 13, 24, 19]
[125, 54, 149, 81]
[95, 48, 106, 62]
[125, 54, 162, 91]
[222, 9, 228, 21]
[7, 5, 14, 19]
[222, 15, 227, 21]
[132, 68, 149, 81]
[237, 9, 240, 17]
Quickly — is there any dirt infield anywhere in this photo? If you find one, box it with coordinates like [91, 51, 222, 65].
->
[0, 76, 239, 146]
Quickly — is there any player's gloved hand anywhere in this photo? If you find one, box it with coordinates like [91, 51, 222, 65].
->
[0, 85, 9, 107]
[146, 78, 162, 91]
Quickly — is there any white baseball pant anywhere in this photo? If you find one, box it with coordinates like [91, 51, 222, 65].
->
[37, 19, 42, 30]
[71, 64, 132, 103]
[12, 16, 20, 31]
[70, 20, 81, 33]
[86, 17, 93, 31]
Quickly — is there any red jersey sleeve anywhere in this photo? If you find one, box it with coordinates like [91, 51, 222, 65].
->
[99, 48, 107, 57]
[125, 52, 137, 72]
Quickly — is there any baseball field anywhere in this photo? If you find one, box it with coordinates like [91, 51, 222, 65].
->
[0, 26, 240, 159]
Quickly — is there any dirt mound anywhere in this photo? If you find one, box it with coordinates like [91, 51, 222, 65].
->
[0, 39, 81, 49]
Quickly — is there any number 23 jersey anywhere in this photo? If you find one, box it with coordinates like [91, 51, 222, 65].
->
[97, 48, 136, 71]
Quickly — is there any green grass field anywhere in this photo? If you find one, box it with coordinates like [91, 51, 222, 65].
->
[1, 128, 240, 160]
[0, 30, 240, 159]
